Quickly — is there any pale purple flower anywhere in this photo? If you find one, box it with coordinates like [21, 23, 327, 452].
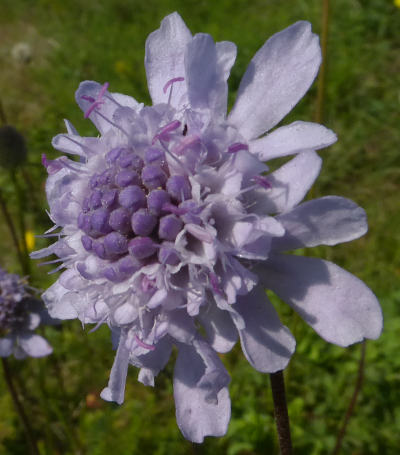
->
[0, 267, 53, 359]
[34, 13, 382, 442]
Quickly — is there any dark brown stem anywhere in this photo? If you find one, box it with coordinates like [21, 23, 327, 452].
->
[331, 341, 366, 455]
[315, 0, 330, 124]
[0, 189, 27, 274]
[270, 370, 292, 455]
[1, 358, 40, 455]
[0, 98, 7, 125]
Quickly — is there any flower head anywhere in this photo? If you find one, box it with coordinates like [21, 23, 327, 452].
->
[0, 267, 53, 359]
[35, 13, 382, 442]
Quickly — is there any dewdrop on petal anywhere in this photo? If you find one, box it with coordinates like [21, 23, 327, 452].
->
[35, 12, 382, 443]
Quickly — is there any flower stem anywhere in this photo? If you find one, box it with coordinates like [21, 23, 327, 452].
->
[331, 341, 366, 455]
[1, 358, 40, 455]
[315, 0, 330, 124]
[0, 98, 7, 125]
[270, 370, 292, 455]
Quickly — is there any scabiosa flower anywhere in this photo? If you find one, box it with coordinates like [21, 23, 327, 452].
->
[0, 267, 53, 359]
[34, 13, 382, 442]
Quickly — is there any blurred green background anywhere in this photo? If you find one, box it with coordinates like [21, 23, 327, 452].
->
[0, 0, 399, 454]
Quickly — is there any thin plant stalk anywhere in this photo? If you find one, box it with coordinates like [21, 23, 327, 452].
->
[270, 370, 292, 455]
[331, 341, 367, 455]
[0, 189, 27, 274]
[315, 0, 330, 124]
[0, 98, 7, 125]
[1, 358, 40, 455]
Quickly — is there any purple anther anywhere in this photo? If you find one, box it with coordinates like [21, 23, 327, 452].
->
[209, 272, 224, 297]
[141, 275, 156, 292]
[118, 185, 146, 210]
[41, 154, 63, 174]
[141, 165, 167, 190]
[158, 244, 180, 266]
[128, 237, 157, 259]
[172, 135, 201, 156]
[163, 77, 185, 94]
[81, 235, 93, 252]
[166, 175, 191, 202]
[144, 147, 165, 165]
[147, 189, 170, 216]
[115, 169, 140, 187]
[82, 82, 109, 118]
[93, 241, 107, 259]
[152, 120, 181, 143]
[90, 208, 112, 234]
[158, 215, 183, 241]
[103, 266, 123, 283]
[98, 169, 113, 186]
[131, 209, 157, 236]
[119, 152, 144, 170]
[162, 202, 186, 216]
[104, 232, 128, 256]
[186, 223, 213, 243]
[106, 147, 123, 164]
[134, 335, 156, 351]
[81, 197, 90, 213]
[252, 175, 272, 190]
[77, 212, 91, 233]
[109, 207, 132, 234]
[227, 142, 249, 154]
[101, 189, 118, 209]
[89, 189, 103, 210]
[117, 255, 142, 275]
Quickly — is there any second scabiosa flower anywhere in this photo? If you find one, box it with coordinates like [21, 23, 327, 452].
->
[34, 13, 382, 443]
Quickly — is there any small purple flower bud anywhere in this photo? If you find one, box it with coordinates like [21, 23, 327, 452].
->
[128, 237, 157, 259]
[158, 244, 180, 266]
[89, 189, 103, 210]
[118, 185, 146, 210]
[227, 142, 249, 154]
[131, 209, 157, 236]
[179, 200, 202, 224]
[115, 169, 140, 187]
[78, 212, 91, 233]
[159, 215, 183, 240]
[119, 152, 144, 170]
[106, 147, 123, 164]
[104, 232, 128, 256]
[166, 175, 191, 202]
[91, 208, 112, 234]
[147, 189, 170, 215]
[109, 207, 132, 234]
[103, 266, 123, 283]
[145, 147, 165, 165]
[98, 169, 113, 186]
[101, 189, 118, 209]
[81, 235, 93, 252]
[89, 174, 100, 189]
[141, 165, 167, 190]
[82, 197, 90, 213]
[93, 241, 107, 259]
[117, 255, 142, 275]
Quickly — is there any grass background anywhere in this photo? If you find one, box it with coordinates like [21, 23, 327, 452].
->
[0, 0, 399, 453]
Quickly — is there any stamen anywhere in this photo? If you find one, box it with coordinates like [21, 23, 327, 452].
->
[172, 135, 201, 156]
[252, 175, 272, 189]
[162, 202, 187, 216]
[134, 335, 156, 351]
[163, 77, 185, 94]
[209, 272, 224, 297]
[227, 142, 249, 154]
[81, 82, 109, 118]
[152, 120, 181, 144]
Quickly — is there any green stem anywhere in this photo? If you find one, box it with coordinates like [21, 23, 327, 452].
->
[270, 370, 292, 455]
[331, 341, 367, 455]
[1, 358, 40, 455]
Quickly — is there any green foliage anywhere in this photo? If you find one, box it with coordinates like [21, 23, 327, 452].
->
[0, 0, 399, 453]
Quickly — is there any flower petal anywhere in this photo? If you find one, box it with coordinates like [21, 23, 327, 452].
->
[233, 287, 295, 372]
[42, 278, 78, 319]
[249, 121, 337, 161]
[260, 254, 383, 346]
[100, 330, 130, 404]
[272, 196, 368, 251]
[145, 12, 192, 107]
[173, 339, 231, 443]
[0, 336, 14, 357]
[252, 151, 322, 214]
[185, 34, 236, 118]
[199, 303, 238, 353]
[134, 336, 172, 386]
[18, 333, 53, 357]
[229, 21, 321, 139]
